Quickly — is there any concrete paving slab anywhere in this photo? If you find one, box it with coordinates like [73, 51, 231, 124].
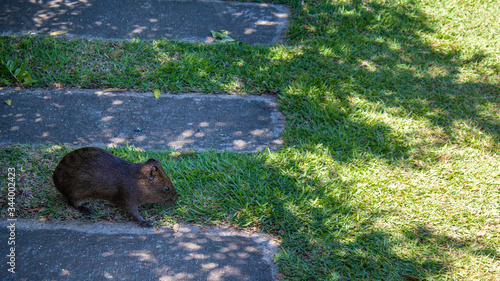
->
[0, 0, 289, 45]
[0, 88, 285, 152]
[0, 219, 279, 280]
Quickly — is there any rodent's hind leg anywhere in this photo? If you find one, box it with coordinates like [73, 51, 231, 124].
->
[76, 205, 93, 215]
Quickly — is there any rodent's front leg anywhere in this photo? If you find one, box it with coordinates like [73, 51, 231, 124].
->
[124, 204, 152, 228]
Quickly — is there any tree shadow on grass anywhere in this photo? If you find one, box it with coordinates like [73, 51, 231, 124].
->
[240, 0, 499, 279]
[403, 224, 499, 273]
[276, 0, 499, 163]
[168, 151, 458, 279]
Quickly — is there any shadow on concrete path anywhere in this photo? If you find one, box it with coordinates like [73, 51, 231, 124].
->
[0, 0, 289, 45]
[1, 88, 285, 152]
[1, 219, 279, 280]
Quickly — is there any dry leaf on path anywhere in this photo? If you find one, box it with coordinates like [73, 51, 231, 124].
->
[49, 30, 68, 36]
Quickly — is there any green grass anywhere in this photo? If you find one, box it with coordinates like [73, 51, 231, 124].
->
[1, 0, 500, 279]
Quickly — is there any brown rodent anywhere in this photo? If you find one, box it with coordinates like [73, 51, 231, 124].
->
[52, 147, 178, 227]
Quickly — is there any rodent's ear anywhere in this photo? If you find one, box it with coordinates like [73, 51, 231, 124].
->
[149, 166, 158, 179]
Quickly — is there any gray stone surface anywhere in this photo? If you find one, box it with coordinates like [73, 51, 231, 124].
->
[0, 88, 285, 152]
[0, 0, 289, 44]
[0, 219, 279, 280]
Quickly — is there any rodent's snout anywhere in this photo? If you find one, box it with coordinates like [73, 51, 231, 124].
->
[164, 184, 178, 204]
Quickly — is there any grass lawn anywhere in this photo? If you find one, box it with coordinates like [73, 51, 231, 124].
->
[1, 0, 499, 279]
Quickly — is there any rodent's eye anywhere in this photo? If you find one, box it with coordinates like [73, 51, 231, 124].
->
[164, 186, 169, 191]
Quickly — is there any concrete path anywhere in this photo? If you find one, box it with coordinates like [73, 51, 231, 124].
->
[1, 219, 279, 280]
[0, 0, 289, 44]
[0, 88, 284, 152]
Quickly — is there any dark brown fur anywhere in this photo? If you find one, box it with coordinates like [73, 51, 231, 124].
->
[52, 147, 178, 227]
